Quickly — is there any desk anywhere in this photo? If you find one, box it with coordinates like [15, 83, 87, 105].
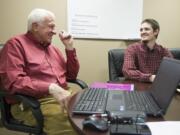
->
[67, 80, 180, 135]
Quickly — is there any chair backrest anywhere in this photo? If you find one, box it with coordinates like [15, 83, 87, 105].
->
[108, 49, 125, 81]
[108, 48, 180, 82]
[0, 44, 3, 49]
[169, 48, 180, 60]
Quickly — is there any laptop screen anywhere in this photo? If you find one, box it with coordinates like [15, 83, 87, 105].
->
[150, 57, 180, 113]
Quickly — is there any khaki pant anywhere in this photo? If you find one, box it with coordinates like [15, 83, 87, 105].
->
[11, 89, 78, 135]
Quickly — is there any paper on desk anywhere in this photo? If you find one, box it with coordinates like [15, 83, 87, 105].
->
[90, 82, 134, 91]
[146, 121, 180, 135]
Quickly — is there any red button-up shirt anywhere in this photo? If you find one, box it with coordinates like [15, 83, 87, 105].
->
[122, 42, 173, 82]
[0, 32, 79, 101]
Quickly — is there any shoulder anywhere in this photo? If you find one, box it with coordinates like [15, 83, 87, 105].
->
[0, 34, 27, 59]
[4, 33, 27, 49]
[155, 43, 170, 52]
[127, 42, 142, 49]
[8, 33, 26, 43]
[155, 43, 172, 57]
[126, 42, 142, 53]
[3, 37, 19, 51]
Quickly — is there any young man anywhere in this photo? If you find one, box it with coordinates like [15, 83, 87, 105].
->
[0, 8, 79, 135]
[122, 19, 173, 82]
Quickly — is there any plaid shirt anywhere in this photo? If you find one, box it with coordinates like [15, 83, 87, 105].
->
[122, 42, 173, 82]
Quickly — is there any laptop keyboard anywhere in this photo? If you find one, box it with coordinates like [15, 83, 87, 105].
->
[72, 88, 160, 116]
[72, 88, 109, 114]
[124, 91, 159, 114]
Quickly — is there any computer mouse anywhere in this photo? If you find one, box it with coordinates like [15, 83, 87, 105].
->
[82, 116, 108, 132]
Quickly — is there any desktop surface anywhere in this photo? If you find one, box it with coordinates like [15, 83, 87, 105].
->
[67, 80, 180, 135]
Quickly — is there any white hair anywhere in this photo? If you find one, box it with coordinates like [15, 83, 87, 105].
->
[27, 8, 55, 31]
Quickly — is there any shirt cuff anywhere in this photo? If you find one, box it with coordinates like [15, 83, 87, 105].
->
[65, 48, 76, 57]
[141, 74, 152, 82]
[32, 80, 50, 95]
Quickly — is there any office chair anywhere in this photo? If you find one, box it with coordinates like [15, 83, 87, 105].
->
[169, 48, 180, 91]
[0, 43, 88, 135]
[108, 48, 180, 88]
[108, 48, 125, 82]
[169, 48, 180, 60]
[0, 79, 88, 135]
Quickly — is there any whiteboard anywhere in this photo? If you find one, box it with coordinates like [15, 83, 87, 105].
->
[67, 0, 143, 40]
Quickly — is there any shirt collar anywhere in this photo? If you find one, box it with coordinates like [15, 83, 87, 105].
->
[141, 42, 158, 52]
[25, 32, 50, 48]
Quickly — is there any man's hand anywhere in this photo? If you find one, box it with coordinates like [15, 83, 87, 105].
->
[49, 83, 71, 110]
[149, 75, 156, 82]
[59, 31, 74, 50]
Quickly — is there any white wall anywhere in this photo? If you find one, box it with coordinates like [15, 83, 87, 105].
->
[0, 0, 180, 85]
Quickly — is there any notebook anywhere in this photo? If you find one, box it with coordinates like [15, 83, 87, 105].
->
[105, 57, 180, 116]
[90, 82, 134, 91]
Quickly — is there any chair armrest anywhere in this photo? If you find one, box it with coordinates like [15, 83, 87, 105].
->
[67, 79, 88, 89]
[15, 94, 40, 108]
[14, 93, 44, 132]
[0, 90, 44, 134]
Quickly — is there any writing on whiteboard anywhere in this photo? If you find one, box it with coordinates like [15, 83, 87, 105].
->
[68, 0, 143, 40]
[71, 14, 99, 37]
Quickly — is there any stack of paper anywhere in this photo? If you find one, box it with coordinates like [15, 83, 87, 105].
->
[146, 121, 180, 135]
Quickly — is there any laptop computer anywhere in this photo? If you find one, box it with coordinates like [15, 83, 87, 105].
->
[73, 57, 180, 117]
[106, 57, 180, 116]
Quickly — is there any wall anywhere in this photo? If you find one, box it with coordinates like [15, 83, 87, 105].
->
[0, 0, 180, 85]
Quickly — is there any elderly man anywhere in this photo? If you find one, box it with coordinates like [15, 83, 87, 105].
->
[0, 8, 79, 135]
